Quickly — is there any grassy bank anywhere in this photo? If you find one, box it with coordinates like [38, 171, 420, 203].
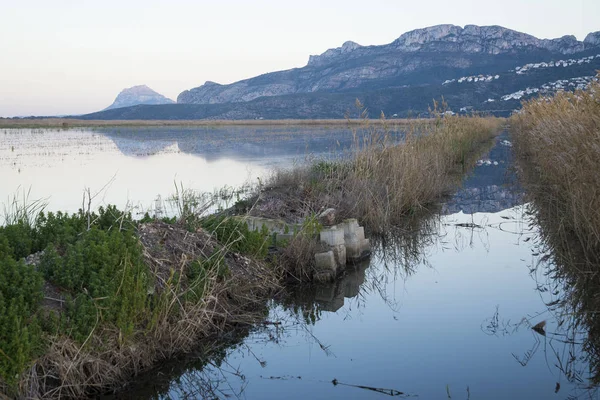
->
[253, 112, 502, 236]
[243, 111, 502, 281]
[511, 76, 600, 266]
[0, 203, 278, 398]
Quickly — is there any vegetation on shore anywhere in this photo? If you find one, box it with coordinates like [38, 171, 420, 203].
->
[254, 104, 502, 236]
[0, 201, 277, 398]
[242, 104, 502, 281]
[511, 76, 600, 267]
[0, 109, 502, 398]
[511, 76, 600, 386]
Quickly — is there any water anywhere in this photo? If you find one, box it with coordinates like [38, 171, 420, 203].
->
[2, 127, 596, 398]
[0, 125, 369, 215]
[114, 133, 598, 399]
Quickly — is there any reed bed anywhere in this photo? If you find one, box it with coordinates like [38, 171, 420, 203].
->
[260, 112, 502, 236]
[511, 77, 600, 386]
[511, 76, 600, 268]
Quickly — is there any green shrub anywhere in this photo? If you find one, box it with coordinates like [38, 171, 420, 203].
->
[39, 225, 149, 343]
[0, 224, 34, 260]
[0, 253, 43, 389]
[139, 212, 176, 225]
[34, 211, 86, 253]
[201, 216, 269, 258]
[185, 255, 227, 303]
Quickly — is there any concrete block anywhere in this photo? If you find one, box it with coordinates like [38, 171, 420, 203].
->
[345, 236, 362, 260]
[360, 238, 371, 256]
[237, 216, 298, 236]
[342, 219, 359, 238]
[320, 226, 345, 246]
[315, 250, 337, 274]
[355, 226, 365, 241]
[331, 244, 347, 268]
[314, 271, 334, 283]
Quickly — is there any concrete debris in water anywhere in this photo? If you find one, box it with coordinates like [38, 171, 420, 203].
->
[316, 219, 371, 281]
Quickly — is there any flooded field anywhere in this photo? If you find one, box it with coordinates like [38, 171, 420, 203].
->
[124, 207, 582, 400]
[107, 133, 596, 399]
[2, 127, 597, 399]
[1, 125, 374, 215]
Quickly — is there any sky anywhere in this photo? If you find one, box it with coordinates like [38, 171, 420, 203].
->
[1, 0, 599, 117]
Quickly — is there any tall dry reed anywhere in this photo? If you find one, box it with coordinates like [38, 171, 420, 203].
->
[511, 76, 600, 267]
[267, 112, 501, 235]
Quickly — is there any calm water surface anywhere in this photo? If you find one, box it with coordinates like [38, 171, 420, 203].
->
[116, 133, 597, 399]
[1, 125, 367, 214]
[2, 128, 596, 399]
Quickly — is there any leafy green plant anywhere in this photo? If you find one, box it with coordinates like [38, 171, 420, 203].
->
[201, 216, 269, 258]
[0, 224, 34, 260]
[40, 227, 149, 342]
[185, 254, 229, 303]
[0, 246, 43, 389]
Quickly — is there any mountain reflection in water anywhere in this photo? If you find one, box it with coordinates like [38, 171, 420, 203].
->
[111, 133, 600, 400]
[9, 128, 595, 399]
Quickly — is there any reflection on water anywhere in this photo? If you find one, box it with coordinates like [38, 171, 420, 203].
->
[99, 126, 369, 162]
[111, 134, 600, 400]
[0, 126, 371, 214]
[6, 128, 599, 399]
[443, 132, 523, 215]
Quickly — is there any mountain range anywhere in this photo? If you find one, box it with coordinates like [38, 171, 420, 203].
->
[81, 24, 600, 120]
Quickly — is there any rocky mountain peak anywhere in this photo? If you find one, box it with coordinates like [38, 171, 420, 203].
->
[306, 25, 592, 69]
[393, 24, 463, 49]
[392, 24, 585, 55]
[341, 41, 361, 51]
[307, 40, 363, 67]
[105, 85, 174, 110]
[585, 31, 600, 47]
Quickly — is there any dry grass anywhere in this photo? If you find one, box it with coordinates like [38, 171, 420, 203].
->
[258, 112, 502, 235]
[0, 118, 429, 129]
[511, 76, 600, 267]
[275, 233, 329, 282]
[511, 77, 600, 384]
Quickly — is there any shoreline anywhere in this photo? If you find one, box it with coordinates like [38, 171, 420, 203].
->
[0, 118, 428, 129]
[0, 114, 501, 398]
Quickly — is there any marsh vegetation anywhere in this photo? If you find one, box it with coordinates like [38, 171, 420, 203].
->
[251, 106, 501, 235]
[0, 113, 518, 398]
[510, 75, 600, 394]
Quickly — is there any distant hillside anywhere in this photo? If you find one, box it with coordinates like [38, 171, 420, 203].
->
[104, 85, 174, 110]
[79, 24, 600, 120]
[178, 24, 600, 105]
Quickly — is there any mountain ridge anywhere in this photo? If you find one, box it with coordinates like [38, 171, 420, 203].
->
[78, 24, 600, 120]
[177, 24, 600, 106]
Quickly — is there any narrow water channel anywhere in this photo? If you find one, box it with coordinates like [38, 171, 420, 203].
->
[110, 133, 599, 399]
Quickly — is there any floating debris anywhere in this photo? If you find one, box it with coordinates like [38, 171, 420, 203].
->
[331, 378, 409, 397]
[532, 320, 547, 336]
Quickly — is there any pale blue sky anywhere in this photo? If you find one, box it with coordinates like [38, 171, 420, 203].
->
[1, 0, 598, 117]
